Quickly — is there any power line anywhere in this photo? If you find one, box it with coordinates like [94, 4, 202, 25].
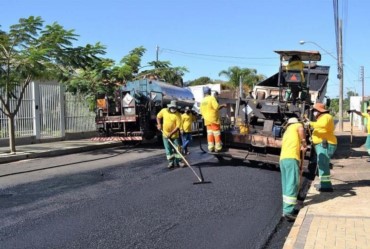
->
[161, 48, 276, 60]
[162, 50, 277, 68]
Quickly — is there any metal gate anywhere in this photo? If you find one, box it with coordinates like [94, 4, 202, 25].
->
[0, 85, 34, 138]
[0, 81, 96, 142]
[36, 81, 64, 138]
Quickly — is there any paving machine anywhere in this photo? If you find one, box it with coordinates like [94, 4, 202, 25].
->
[211, 50, 330, 166]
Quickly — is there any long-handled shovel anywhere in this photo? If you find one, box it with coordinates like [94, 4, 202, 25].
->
[161, 130, 211, 185]
[298, 149, 305, 191]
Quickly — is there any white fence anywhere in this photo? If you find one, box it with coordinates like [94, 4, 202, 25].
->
[0, 81, 96, 142]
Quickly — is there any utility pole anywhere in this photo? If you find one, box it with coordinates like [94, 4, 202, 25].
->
[156, 45, 159, 63]
[361, 66, 364, 102]
[338, 20, 344, 132]
[239, 76, 243, 98]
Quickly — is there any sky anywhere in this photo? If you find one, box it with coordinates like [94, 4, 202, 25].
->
[1, 0, 369, 98]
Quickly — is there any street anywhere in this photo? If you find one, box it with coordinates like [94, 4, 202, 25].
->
[0, 142, 291, 249]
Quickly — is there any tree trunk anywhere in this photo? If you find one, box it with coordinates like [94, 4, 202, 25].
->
[8, 114, 16, 153]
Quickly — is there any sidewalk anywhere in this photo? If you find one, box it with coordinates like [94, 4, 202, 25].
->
[284, 122, 370, 249]
[0, 139, 124, 164]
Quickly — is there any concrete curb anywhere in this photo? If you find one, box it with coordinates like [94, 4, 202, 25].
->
[283, 189, 312, 249]
[0, 142, 124, 164]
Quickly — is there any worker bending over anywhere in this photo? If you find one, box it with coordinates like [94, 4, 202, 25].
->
[280, 117, 307, 222]
[157, 100, 184, 169]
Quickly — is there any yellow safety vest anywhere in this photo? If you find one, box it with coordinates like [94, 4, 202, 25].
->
[280, 123, 303, 161]
[286, 61, 305, 83]
[200, 95, 220, 126]
[310, 113, 337, 145]
[361, 113, 370, 134]
[181, 113, 196, 133]
[157, 108, 181, 138]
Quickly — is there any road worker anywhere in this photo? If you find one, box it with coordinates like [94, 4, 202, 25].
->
[308, 103, 337, 192]
[280, 117, 307, 221]
[349, 106, 370, 161]
[286, 55, 305, 82]
[200, 87, 223, 152]
[181, 106, 196, 155]
[156, 100, 184, 169]
[285, 55, 306, 102]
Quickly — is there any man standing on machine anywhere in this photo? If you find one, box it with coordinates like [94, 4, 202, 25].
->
[285, 55, 306, 102]
[200, 87, 223, 152]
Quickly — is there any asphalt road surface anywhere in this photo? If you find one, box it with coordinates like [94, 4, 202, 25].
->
[0, 142, 292, 249]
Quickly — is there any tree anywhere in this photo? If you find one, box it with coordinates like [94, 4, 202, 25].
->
[67, 46, 147, 110]
[66, 58, 115, 110]
[0, 16, 105, 153]
[346, 90, 358, 99]
[115, 46, 146, 82]
[328, 98, 339, 116]
[188, 76, 213, 86]
[218, 66, 265, 93]
[138, 60, 188, 86]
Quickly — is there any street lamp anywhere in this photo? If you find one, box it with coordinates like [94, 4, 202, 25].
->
[300, 40, 344, 132]
[299, 40, 337, 61]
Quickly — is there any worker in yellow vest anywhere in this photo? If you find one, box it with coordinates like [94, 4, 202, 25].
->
[156, 100, 184, 169]
[286, 55, 305, 82]
[285, 55, 306, 102]
[309, 103, 337, 192]
[280, 117, 307, 221]
[348, 106, 370, 160]
[200, 87, 223, 152]
[181, 106, 196, 155]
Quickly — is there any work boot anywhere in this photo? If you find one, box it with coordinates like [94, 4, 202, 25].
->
[179, 161, 186, 168]
[283, 213, 297, 222]
[167, 163, 174, 169]
[314, 184, 333, 192]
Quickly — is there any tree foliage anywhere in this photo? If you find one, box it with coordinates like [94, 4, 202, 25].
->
[67, 46, 147, 109]
[138, 60, 188, 86]
[0, 16, 105, 152]
[187, 76, 213, 86]
[218, 66, 265, 92]
[327, 90, 358, 117]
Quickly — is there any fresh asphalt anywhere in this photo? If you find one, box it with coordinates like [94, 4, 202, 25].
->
[0, 141, 295, 249]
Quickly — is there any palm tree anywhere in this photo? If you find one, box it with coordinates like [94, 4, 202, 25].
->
[218, 66, 265, 92]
